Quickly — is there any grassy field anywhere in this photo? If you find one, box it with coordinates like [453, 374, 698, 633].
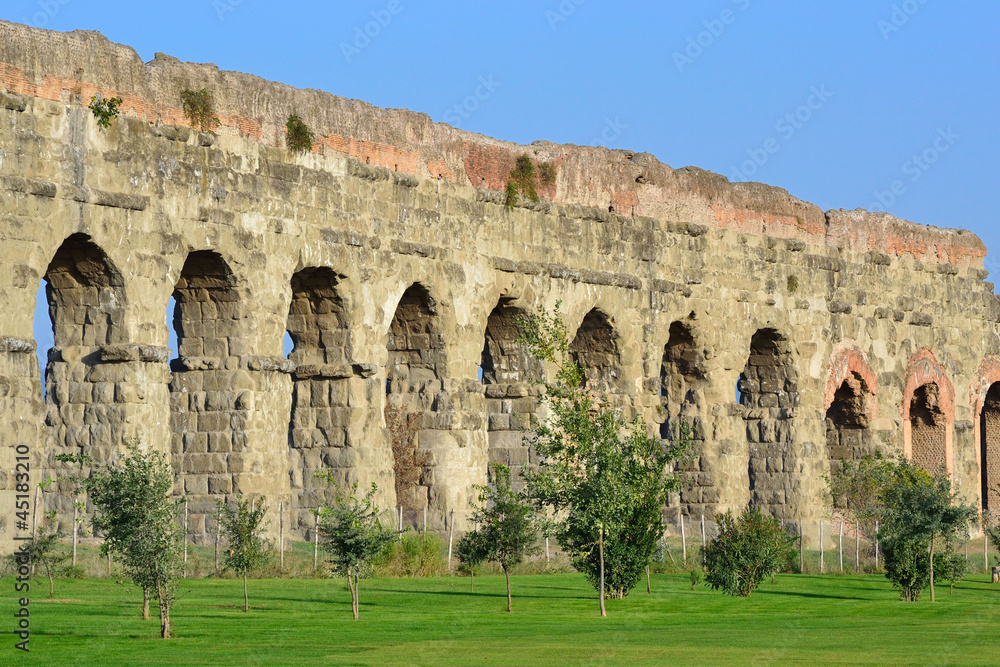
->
[2, 571, 998, 665]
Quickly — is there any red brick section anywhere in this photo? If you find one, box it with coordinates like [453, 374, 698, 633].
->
[711, 206, 827, 241]
[971, 356, 1000, 511]
[824, 344, 878, 414]
[461, 142, 558, 200]
[901, 349, 955, 474]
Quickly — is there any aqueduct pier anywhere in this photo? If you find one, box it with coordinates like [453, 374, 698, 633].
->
[1, 22, 999, 547]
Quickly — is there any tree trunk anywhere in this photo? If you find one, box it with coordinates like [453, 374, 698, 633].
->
[504, 566, 512, 613]
[929, 536, 935, 603]
[599, 526, 607, 618]
[157, 583, 171, 639]
[354, 575, 360, 620]
[646, 566, 651, 594]
[47, 568, 53, 599]
[142, 586, 150, 620]
[346, 569, 359, 620]
[243, 569, 249, 612]
[470, 568, 475, 592]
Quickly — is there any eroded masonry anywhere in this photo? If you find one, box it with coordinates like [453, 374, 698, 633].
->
[1, 21, 999, 548]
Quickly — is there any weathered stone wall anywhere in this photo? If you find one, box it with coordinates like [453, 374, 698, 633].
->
[1, 21, 999, 548]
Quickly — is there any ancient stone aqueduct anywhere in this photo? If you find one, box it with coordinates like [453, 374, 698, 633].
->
[1, 21, 999, 549]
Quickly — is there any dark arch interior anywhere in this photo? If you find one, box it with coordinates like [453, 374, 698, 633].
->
[44, 233, 125, 348]
[739, 328, 798, 514]
[659, 321, 704, 438]
[170, 250, 239, 367]
[910, 382, 946, 474]
[825, 372, 873, 484]
[569, 309, 621, 390]
[286, 267, 347, 365]
[481, 299, 541, 386]
[982, 383, 1000, 511]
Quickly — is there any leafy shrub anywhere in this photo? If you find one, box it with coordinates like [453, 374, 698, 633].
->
[690, 568, 704, 591]
[286, 114, 315, 153]
[881, 533, 930, 601]
[180, 89, 220, 132]
[88, 95, 123, 129]
[703, 506, 794, 597]
[505, 155, 557, 209]
[376, 533, 447, 578]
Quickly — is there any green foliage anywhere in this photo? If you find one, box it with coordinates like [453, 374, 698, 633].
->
[786, 275, 799, 294]
[88, 95, 123, 129]
[285, 113, 315, 153]
[22, 511, 67, 598]
[505, 153, 556, 209]
[702, 506, 794, 597]
[217, 496, 271, 612]
[455, 525, 490, 590]
[469, 464, 538, 611]
[519, 304, 691, 602]
[877, 459, 977, 602]
[180, 88, 220, 132]
[935, 548, 969, 594]
[82, 440, 183, 637]
[376, 533, 447, 578]
[689, 567, 703, 591]
[827, 452, 895, 546]
[316, 481, 395, 619]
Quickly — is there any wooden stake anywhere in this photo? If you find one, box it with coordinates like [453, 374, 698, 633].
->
[215, 515, 220, 573]
[423, 506, 427, 536]
[799, 523, 805, 573]
[447, 510, 455, 570]
[314, 511, 320, 572]
[819, 520, 824, 573]
[839, 520, 844, 573]
[680, 513, 687, 563]
[875, 521, 880, 570]
[599, 525, 607, 618]
[700, 513, 707, 565]
[279, 501, 284, 571]
[72, 502, 79, 567]
[986, 529, 990, 573]
[107, 549, 111, 577]
[31, 484, 41, 539]
[183, 500, 189, 578]
[545, 536, 550, 566]
[855, 519, 860, 573]
[398, 505, 403, 541]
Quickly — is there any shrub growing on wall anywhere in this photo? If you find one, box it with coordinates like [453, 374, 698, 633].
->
[180, 89, 221, 132]
[286, 114, 315, 153]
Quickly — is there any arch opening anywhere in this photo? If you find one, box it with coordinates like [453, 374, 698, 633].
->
[910, 382, 947, 474]
[739, 328, 798, 514]
[659, 321, 704, 437]
[385, 284, 443, 516]
[569, 309, 621, 391]
[825, 372, 874, 479]
[286, 267, 352, 517]
[981, 383, 1000, 511]
[482, 298, 542, 490]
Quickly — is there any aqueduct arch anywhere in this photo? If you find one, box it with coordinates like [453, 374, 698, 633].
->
[1, 22, 998, 548]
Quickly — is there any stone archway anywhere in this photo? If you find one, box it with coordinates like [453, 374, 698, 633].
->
[570, 308, 622, 392]
[901, 350, 954, 476]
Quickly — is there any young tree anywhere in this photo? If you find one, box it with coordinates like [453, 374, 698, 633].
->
[455, 522, 489, 592]
[519, 305, 691, 612]
[218, 496, 271, 612]
[827, 452, 895, 551]
[316, 482, 395, 620]
[936, 548, 969, 595]
[469, 464, 538, 612]
[23, 511, 67, 599]
[878, 460, 977, 602]
[82, 441, 183, 637]
[702, 506, 794, 597]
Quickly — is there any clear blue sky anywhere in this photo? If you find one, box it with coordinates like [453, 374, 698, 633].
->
[8, 0, 999, 372]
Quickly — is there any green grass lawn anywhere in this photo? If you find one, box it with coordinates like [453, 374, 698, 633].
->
[2, 572, 998, 665]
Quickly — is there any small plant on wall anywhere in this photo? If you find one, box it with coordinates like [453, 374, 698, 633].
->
[286, 114, 315, 153]
[180, 89, 221, 132]
[89, 95, 123, 129]
[505, 154, 557, 210]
